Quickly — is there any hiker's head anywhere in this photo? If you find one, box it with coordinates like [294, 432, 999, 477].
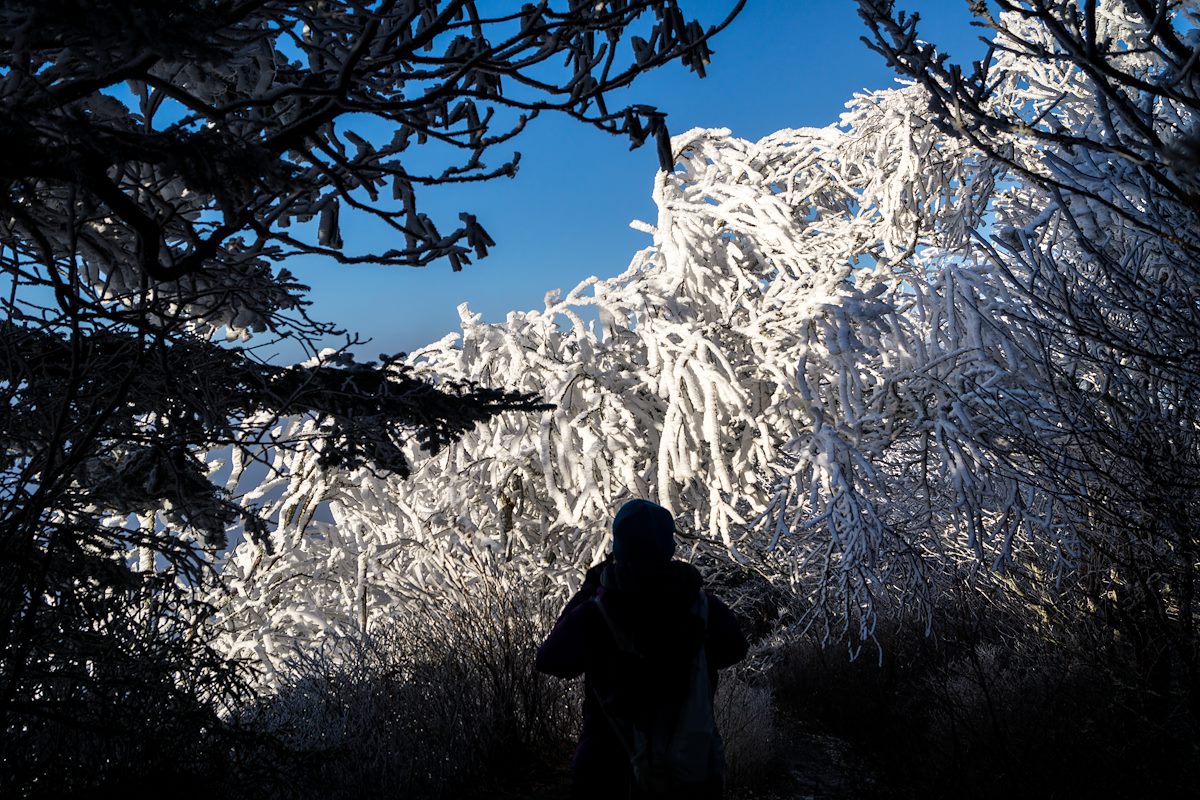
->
[611, 499, 675, 585]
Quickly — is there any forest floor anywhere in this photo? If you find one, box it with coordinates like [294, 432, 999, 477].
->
[480, 712, 888, 800]
[741, 712, 884, 799]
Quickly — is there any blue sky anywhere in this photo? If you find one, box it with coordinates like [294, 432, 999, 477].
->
[281, 1, 989, 362]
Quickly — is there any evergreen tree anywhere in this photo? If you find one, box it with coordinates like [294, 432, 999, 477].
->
[0, 1, 742, 792]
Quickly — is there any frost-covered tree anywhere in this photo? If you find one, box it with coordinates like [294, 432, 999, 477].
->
[0, 1, 743, 791]
[859, 0, 1199, 710]
[219, 1, 1200, 684]
[217, 82, 1033, 671]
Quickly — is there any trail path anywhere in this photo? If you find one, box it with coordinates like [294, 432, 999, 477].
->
[483, 716, 886, 800]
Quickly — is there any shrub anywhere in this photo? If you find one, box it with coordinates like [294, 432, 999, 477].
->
[241, 580, 578, 799]
[765, 595, 1199, 800]
[715, 663, 778, 791]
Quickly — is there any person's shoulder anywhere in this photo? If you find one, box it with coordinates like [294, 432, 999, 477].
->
[698, 587, 743, 632]
[702, 590, 749, 666]
[584, 560, 608, 587]
[702, 589, 736, 616]
[665, 559, 703, 592]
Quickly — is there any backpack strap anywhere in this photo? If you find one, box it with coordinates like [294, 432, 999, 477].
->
[592, 592, 639, 655]
[693, 590, 710, 629]
[587, 593, 644, 767]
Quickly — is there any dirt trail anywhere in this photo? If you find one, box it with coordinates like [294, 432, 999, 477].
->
[483, 717, 885, 800]
[729, 712, 885, 800]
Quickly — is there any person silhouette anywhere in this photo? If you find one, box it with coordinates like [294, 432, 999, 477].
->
[536, 499, 749, 800]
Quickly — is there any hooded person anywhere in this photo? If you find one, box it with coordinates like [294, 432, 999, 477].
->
[536, 499, 749, 800]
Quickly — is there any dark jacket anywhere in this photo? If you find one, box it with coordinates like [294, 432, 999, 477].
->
[535, 559, 749, 783]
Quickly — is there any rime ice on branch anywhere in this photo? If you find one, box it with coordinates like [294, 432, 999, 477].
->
[220, 1, 1200, 674]
[217, 87, 1013, 668]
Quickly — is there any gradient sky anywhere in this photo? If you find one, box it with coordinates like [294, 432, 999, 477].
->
[280, 1, 990, 363]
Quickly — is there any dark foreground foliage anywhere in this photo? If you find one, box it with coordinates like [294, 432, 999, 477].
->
[4, 556, 1196, 799]
[239, 583, 579, 800]
[772, 606, 1199, 799]
[228, 569, 781, 800]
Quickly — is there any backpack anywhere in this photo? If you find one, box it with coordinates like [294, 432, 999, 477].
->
[590, 589, 721, 797]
